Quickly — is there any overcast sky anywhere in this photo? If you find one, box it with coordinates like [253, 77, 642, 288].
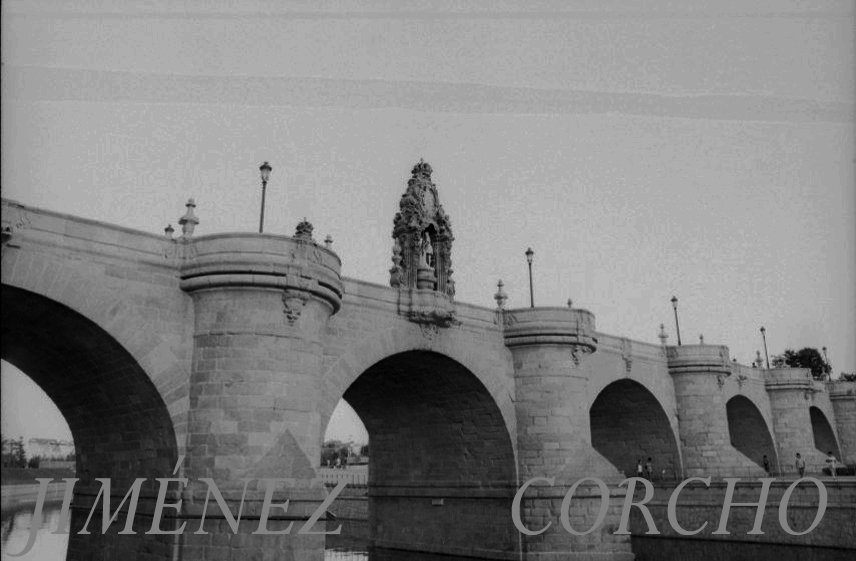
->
[2, 0, 854, 446]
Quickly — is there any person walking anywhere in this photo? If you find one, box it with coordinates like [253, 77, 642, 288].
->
[636, 459, 644, 479]
[645, 457, 654, 482]
[826, 451, 838, 481]
[763, 455, 771, 476]
[795, 453, 805, 478]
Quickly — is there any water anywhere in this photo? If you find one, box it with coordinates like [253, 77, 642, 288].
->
[1, 503, 68, 561]
[0, 505, 477, 561]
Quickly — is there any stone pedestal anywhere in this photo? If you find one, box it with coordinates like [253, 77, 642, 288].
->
[179, 233, 343, 560]
[504, 308, 632, 560]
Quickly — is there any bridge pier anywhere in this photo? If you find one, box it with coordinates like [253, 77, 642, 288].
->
[766, 369, 841, 469]
[667, 345, 765, 477]
[504, 308, 633, 560]
[829, 382, 856, 464]
[178, 233, 343, 560]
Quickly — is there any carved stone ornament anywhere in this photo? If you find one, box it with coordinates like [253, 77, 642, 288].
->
[716, 374, 727, 389]
[295, 218, 314, 241]
[737, 374, 749, 387]
[282, 290, 308, 325]
[390, 160, 455, 297]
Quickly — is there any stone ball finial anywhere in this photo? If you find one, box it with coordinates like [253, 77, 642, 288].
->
[324, 235, 333, 249]
[178, 198, 199, 237]
[494, 279, 508, 309]
[699, 334, 705, 345]
[567, 298, 573, 308]
[295, 217, 314, 240]
[164, 224, 174, 238]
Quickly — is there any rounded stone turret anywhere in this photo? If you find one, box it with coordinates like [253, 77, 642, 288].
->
[667, 344, 757, 476]
[503, 307, 629, 560]
[178, 231, 344, 552]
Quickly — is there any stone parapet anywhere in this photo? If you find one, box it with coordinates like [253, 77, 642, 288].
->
[827, 380, 856, 400]
[502, 306, 597, 353]
[666, 344, 731, 376]
[764, 367, 814, 392]
[179, 233, 343, 314]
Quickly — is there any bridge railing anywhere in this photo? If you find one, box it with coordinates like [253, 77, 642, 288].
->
[319, 469, 368, 487]
[663, 463, 853, 482]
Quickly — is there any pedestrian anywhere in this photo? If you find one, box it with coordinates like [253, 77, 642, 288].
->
[795, 453, 805, 478]
[826, 451, 838, 481]
[636, 459, 644, 479]
[763, 454, 770, 476]
[645, 457, 653, 481]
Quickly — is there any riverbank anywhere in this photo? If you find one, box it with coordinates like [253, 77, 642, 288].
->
[1, 481, 67, 511]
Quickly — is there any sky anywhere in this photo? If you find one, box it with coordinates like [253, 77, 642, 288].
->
[1, 0, 854, 447]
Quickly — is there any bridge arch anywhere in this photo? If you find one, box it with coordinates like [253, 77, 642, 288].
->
[320, 324, 517, 456]
[322, 341, 519, 557]
[725, 394, 778, 470]
[589, 379, 682, 479]
[1, 285, 179, 552]
[809, 406, 842, 459]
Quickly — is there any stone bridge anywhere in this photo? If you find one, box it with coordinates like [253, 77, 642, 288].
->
[1, 162, 854, 560]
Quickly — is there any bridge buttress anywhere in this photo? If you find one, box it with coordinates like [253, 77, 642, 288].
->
[503, 307, 634, 561]
[178, 232, 343, 559]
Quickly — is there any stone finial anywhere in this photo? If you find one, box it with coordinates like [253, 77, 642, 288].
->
[658, 323, 668, 346]
[295, 218, 314, 240]
[164, 224, 174, 238]
[494, 280, 508, 309]
[567, 298, 573, 308]
[699, 334, 705, 345]
[412, 158, 433, 178]
[324, 235, 333, 249]
[178, 199, 199, 237]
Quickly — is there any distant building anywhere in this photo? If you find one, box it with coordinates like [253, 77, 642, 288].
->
[27, 438, 75, 459]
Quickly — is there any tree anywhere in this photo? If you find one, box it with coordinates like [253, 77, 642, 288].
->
[778, 347, 831, 380]
[360, 444, 369, 457]
[840, 372, 856, 382]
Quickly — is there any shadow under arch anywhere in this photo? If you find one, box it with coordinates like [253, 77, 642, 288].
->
[1, 285, 179, 557]
[809, 406, 842, 459]
[726, 395, 778, 470]
[590, 379, 681, 479]
[338, 350, 518, 558]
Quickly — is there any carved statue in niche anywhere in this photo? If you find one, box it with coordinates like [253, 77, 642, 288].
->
[421, 231, 434, 268]
[389, 160, 455, 297]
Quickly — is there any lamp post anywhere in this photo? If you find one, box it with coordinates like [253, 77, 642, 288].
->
[760, 326, 770, 369]
[258, 161, 272, 233]
[822, 346, 830, 378]
[525, 247, 534, 308]
[671, 296, 682, 346]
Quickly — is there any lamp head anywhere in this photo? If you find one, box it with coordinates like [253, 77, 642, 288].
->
[259, 161, 272, 182]
[671, 296, 678, 309]
[525, 247, 534, 264]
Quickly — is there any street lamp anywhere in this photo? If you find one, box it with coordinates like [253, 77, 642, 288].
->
[258, 161, 272, 233]
[525, 247, 534, 308]
[760, 326, 770, 369]
[671, 296, 682, 346]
